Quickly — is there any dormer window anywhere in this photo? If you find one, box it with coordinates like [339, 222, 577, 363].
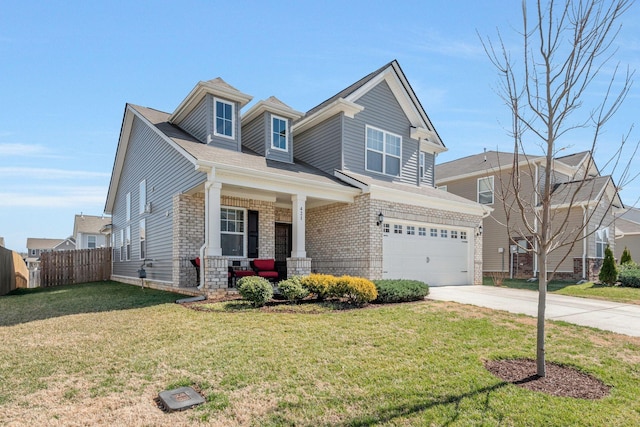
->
[271, 115, 288, 151]
[214, 98, 235, 139]
[366, 126, 401, 177]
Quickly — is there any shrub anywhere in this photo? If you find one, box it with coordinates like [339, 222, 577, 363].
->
[237, 276, 273, 307]
[300, 274, 339, 300]
[277, 276, 309, 302]
[599, 245, 618, 286]
[337, 276, 378, 304]
[618, 264, 640, 288]
[620, 246, 633, 265]
[373, 280, 430, 303]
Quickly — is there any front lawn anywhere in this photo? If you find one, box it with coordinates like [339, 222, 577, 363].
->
[1, 282, 639, 425]
[483, 277, 640, 305]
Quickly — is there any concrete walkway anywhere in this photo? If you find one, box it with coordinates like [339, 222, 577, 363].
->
[428, 285, 640, 337]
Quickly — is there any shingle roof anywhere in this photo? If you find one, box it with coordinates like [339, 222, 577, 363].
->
[616, 216, 640, 234]
[73, 214, 111, 236]
[616, 207, 640, 224]
[26, 238, 65, 250]
[436, 151, 542, 181]
[550, 175, 614, 206]
[131, 105, 355, 188]
[555, 151, 590, 168]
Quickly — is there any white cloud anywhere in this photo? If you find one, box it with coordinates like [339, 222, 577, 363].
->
[0, 167, 110, 179]
[0, 186, 107, 207]
[0, 143, 54, 157]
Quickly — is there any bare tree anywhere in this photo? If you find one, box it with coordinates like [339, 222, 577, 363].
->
[481, 0, 637, 377]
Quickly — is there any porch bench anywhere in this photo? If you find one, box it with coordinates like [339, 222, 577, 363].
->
[250, 258, 279, 281]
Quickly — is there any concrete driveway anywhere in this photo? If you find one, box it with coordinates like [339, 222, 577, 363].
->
[428, 285, 640, 337]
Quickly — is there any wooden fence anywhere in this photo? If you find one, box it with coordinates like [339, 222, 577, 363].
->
[40, 248, 112, 287]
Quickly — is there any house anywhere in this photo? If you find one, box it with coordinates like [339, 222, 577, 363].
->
[615, 207, 640, 262]
[0, 237, 5, 248]
[436, 150, 622, 281]
[25, 237, 76, 269]
[104, 60, 488, 296]
[73, 214, 111, 249]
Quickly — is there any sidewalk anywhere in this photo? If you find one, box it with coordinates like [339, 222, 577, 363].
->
[428, 285, 640, 337]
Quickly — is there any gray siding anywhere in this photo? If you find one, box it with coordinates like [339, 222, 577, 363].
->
[294, 113, 342, 175]
[179, 97, 208, 143]
[112, 116, 206, 282]
[241, 113, 266, 155]
[422, 152, 435, 187]
[342, 81, 421, 185]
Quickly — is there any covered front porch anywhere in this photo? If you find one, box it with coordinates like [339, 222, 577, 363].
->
[172, 165, 359, 296]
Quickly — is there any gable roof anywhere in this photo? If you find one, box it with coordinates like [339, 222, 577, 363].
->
[616, 207, 640, 224]
[293, 60, 446, 154]
[616, 216, 640, 235]
[73, 214, 111, 236]
[550, 175, 622, 208]
[26, 238, 65, 250]
[555, 151, 589, 168]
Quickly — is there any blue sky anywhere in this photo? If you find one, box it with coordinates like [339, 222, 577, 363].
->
[1, 0, 639, 252]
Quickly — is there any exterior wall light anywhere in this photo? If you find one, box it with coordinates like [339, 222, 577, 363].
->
[477, 225, 483, 236]
[376, 212, 384, 226]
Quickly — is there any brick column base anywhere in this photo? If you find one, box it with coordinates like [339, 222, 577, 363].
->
[204, 256, 229, 296]
[286, 257, 311, 278]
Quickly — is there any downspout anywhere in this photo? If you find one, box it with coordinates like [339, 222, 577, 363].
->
[582, 203, 587, 280]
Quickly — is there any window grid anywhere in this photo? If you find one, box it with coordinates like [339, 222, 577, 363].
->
[461, 231, 467, 241]
[430, 228, 438, 237]
[418, 227, 426, 236]
[215, 99, 234, 138]
[394, 224, 403, 234]
[139, 219, 146, 260]
[87, 235, 96, 249]
[478, 176, 494, 204]
[383, 223, 390, 233]
[451, 231, 458, 239]
[221, 207, 245, 257]
[406, 226, 415, 235]
[271, 116, 288, 151]
[365, 126, 402, 176]
[440, 229, 448, 238]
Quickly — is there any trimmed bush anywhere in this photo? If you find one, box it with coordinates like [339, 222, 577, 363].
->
[599, 245, 618, 286]
[620, 246, 633, 265]
[277, 276, 309, 302]
[337, 276, 378, 304]
[373, 280, 430, 303]
[300, 274, 339, 300]
[237, 276, 273, 307]
[618, 264, 640, 288]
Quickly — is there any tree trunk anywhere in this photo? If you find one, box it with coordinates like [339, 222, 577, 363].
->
[536, 252, 547, 377]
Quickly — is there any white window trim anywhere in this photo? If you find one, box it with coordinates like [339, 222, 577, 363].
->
[213, 97, 235, 139]
[139, 219, 146, 260]
[365, 125, 402, 177]
[477, 176, 494, 205]
[87, 235, 96, 249]
[220, 206, 247, 258]
[126, 192, 131, 222]
[595, 228, 608, 259]
[119, 229, 124, 262]
[125, 226, 131, 261]
[139, 180, 146, 214]
[270, 114, 289, 152]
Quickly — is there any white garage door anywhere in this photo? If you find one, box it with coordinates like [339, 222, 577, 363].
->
[382, 222, 474, 286]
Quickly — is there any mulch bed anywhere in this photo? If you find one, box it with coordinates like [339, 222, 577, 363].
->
[484, 358, 610, 399]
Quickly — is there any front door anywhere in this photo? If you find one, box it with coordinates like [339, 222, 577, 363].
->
[275, 223, 292, 277]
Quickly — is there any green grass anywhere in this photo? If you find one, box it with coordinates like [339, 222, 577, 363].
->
[1, 281, 639, 425]
[483, 277, 640, 305]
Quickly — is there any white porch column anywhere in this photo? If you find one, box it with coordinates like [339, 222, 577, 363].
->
[291, 194, 307, 258]
[204, 180, 222, 257]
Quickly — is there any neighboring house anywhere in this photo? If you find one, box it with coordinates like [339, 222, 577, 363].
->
[436, 150, 622, 281]
[25, 237, 76, 269]
[104, 60, 487, 296]
[615, 207, 640, 262]
[0, 237, 5, 248]
[73, 214, 111, 249]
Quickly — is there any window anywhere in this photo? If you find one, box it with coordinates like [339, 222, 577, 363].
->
[394, 224, 403, 234]
[418, 227, 426, 236]
[596, 228, 608, 258]
[451, 231, 458, 239]
[119, 229, 124, 262]
[31, 249, 36, 256]
[366, 126, 401, 176]
[517, 239, 528, 254]
[139, 219, 146, 260]
[407, 226, 415, 235]
[383, 223, 390, 233]
[440, 229, 448, 238]
[221, 207, 245, 257]
[478, 176, 494, 204]
[125, 226, 131, 261]
[419, 152, 425, 179]
[126, 192, 131, 222]
[214, 98, 234, 138]
[139, 180, 146, 214]
[430, 228, 438, 237]
[271, 115, 288, 151]
[460, 231, 467, 241]
[87, 235, 96, 249]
